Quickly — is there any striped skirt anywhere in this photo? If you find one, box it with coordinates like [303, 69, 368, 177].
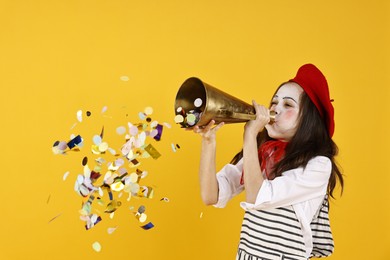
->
[237, 206, 307, 260]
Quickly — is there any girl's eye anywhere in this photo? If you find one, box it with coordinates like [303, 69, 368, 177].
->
[284, 102, 293, 108]
[270, 101, 278, 105]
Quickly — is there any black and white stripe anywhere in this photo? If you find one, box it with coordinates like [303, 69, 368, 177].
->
[237, 206, 307, 260]
[310, 197, 334, 258]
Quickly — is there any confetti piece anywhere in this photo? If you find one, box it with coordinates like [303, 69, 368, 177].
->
[144, 144, 161, 159]
[120, 76, 129, 81]
[82, 157, 88, 166]
[174, 115, 184, 123]
[144, 107, 153, 115]
[48, 213, 62, 223]
[194, 98, 203, 107]
[138, 205, 146, 214]
[138, 186, 154, 199]
[187, 114, 196, 124]
[139, 170, 148, 179]
[129, 158, 140, 167]
[100, 126, 105, 138]
[150, 120, 158, 128]
[138, 112, 146, 120]
[163, 122, 172, 128]
[129, 172, 139, 183]
[129, 125, 138, 136]
[200, 212, 203, 218]
[107, 147, 116, 155]
[149, 129, 158, 138]
[171, 143, 176, 152]
[76, 110, 83, 122]
[116, 126, 126, 135]
[86, 111, 92, 117]
[140, 222, 154, 230]
[160, 197, 170, 202]
[108, 189, 114, 200]
[101, 106, 108, 113]
[98, 142, 109, 152]
[92, 241, 101, 252]
[104, 200, 121, 213]
[111, 182, 124, 192]
[137, 213, 147, 223]
[107, 226, 118, 234]
[153, 124, 163, 141]
[67, 135, 83, 149]
[47, 194, 51, 204]
[92, 135, 102, 144]
[63, 171, 70, 181]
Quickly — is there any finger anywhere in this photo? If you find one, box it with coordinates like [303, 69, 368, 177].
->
[258, 105, 268, 114]
[252, 100, 262, 118]
[203, 120, 215, 132]
[263, 106, 270, 117]
[192, 125, 200, 133]
[252, 100, 258, 111]
[213, 122, 225, 132]
[259, 107, 271, 123]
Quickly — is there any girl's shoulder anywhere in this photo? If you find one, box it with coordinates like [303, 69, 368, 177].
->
[309, 155, 331, 164]
[306, 156, 332, 173]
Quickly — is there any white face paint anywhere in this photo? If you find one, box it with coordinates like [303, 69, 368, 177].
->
[265, 82, 303, 142]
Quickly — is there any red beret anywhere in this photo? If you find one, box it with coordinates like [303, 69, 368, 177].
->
[289, 64, 335, 137]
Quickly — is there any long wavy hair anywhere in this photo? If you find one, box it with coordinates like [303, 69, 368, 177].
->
[230, 83, 344, 198]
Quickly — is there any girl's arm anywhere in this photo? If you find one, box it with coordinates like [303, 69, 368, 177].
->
[243, 101, 270, 203]
[243, 133, 263, 203]
[193, 120, 224, 205]
[240, 156, 331, 210]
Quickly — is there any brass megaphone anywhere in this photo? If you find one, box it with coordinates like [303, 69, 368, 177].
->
[174, 77, 275, 128]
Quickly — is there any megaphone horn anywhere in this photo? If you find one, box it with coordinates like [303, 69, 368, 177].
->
[174, 77, 275, 128]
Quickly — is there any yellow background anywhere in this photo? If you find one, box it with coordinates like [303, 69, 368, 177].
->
[1, 0, 389, 259]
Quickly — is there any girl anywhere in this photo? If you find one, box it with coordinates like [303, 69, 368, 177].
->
[194, 64, 344, 259]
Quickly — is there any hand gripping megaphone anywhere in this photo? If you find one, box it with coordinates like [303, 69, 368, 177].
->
[174, 77, 275, 128]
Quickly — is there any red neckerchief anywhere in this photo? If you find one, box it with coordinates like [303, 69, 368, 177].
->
[240, 140, 288, 184]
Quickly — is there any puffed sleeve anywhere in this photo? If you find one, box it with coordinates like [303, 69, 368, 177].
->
[240, 156, 331, 210]
[213, 158, 245, 208]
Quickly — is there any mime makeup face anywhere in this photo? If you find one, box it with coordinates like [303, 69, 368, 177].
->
[265, 82, 303, 142]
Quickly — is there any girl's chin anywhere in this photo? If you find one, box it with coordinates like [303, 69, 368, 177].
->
[267, 132, 278, 139]
[265, 125, 276, 136]
[266, 129, 284, 140]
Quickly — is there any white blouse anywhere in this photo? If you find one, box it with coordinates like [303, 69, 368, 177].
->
[213, 156, 331, 257]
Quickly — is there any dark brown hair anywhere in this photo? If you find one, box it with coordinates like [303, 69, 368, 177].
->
[231, 83, 344, 198]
